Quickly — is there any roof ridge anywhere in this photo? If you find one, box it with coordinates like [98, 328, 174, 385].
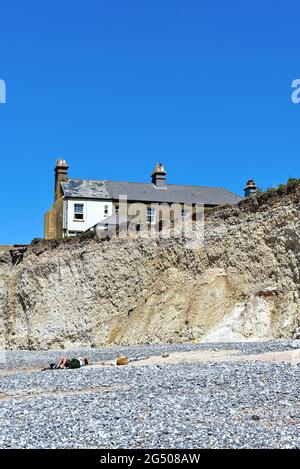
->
[65, 178, 106, 183]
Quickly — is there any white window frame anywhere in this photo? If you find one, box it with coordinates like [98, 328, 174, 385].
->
[147, 207, 156, 225]
[104, 205, 109, 217]
[74, 203, 84, 222]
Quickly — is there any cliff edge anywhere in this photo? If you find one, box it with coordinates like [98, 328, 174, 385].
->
[1, 187, 300, 349]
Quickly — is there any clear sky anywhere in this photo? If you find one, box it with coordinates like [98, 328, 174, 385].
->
[0, 0, 299, 244]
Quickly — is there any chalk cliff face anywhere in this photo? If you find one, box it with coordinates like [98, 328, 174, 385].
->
[0, 188, 300, 350]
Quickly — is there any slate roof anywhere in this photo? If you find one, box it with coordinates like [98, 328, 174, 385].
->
[61, 179, 110, 199]
[62, 178, 242, 206]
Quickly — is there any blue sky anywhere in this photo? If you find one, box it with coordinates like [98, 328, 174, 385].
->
[0, 0, 299, 244]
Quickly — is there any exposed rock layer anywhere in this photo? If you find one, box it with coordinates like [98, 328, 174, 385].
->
[0, 188, 300, 349]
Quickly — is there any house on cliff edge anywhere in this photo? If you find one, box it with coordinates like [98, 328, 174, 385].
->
[44, 160, 250, 240]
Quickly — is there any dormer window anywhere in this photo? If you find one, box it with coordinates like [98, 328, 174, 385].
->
[74, 203, 84, 221]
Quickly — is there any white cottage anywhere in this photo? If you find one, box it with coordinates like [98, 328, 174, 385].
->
[44, 160, 243, 239]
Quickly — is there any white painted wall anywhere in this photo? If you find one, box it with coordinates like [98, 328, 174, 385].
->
[64, 199, 113, 234]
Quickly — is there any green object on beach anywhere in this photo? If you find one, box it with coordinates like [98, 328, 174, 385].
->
[70, 358, 80, 369]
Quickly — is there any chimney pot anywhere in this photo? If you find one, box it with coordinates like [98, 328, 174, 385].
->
[152, 163, 167, 188]
[244, 179, 257, 198]
[56, 159, 69, 168]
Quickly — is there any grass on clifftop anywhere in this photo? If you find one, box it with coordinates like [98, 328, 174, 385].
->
[263, 177, 300, 195]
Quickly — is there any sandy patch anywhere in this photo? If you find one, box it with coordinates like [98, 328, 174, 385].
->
[240, 349, 300, 364]
[129, 348, 300, 366]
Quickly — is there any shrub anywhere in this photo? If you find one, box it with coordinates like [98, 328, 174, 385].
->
[261, 176, 300, 197]
[287, 177, 300, 188]
[80, 230, 95, 239]
[31, 238, 43, 245]
[265, 187, 277, 194]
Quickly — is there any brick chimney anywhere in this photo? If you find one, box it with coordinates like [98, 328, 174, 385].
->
[54, 159, 69, 202]
[152, 163, 167, 188]
[244, 179, 257, 198]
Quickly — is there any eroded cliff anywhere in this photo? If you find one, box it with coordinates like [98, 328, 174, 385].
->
[1, 188, 300, 349]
